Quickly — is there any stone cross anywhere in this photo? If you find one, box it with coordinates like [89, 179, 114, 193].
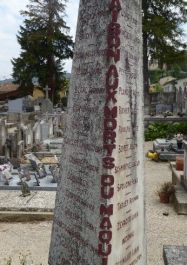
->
[49, 0, 145, 265]
[44, 85, 51, 99]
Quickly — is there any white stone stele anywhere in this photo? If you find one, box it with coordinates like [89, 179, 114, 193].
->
[8, 98, 24, 113]
[49, 0, 146, 265]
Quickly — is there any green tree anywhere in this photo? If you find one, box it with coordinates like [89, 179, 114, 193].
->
[143, 0, 187, 112]
[12, 0, 73, 103]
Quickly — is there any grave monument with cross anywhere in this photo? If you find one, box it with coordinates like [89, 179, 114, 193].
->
[44, 85, 51, 100]
[49, 0, 146, 264]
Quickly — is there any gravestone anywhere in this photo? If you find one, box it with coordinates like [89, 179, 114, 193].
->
[33, 98, 53, 113]
[41, 121, 50, 141]
[34, 105, 41, 112]
[26, 125, 33, 147]
[17, 140, 24, 159]
[48, 118, 54, 138]
[40, 99, 53, 113]
[0, 120, 7, 155]
[8, 98, 24, 113]
[49, 1, 145, 265]
[33, 121, 41, 144]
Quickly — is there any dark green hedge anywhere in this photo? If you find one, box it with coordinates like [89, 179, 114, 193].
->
[145, 122, 187, 141]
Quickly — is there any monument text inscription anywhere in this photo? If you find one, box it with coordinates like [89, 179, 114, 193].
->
[49, 0, 145, 264]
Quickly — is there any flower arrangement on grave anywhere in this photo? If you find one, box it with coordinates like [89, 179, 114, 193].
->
[156, 182, 175, 203]
[0, 164, 11, 173]
[175, 133, 183, 149]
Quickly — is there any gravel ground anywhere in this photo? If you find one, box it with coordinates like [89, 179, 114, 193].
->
[0, 142, 187, 265]
[145, 142, 187, 265]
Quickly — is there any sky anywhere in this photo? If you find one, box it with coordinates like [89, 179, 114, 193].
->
[0, 0, 80, 80]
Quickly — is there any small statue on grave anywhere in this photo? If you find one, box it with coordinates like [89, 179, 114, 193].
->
[3, 170, 12, 185]
[20, 181, 31, 197]
[1, 165, 13, 185]
[37, 165, 47, 179]
[33, 173, 40, 186]
[49, 165, 59, 183]
[17, 168, 26, 184]
[23, 167, 31, 181]
[17, 168, 23, 185]
[18, 167, 31, 183]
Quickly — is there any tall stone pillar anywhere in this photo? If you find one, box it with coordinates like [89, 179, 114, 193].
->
[49, 0, 146, 264]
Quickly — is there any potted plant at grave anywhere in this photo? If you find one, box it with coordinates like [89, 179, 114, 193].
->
[156, 182, 175, 203]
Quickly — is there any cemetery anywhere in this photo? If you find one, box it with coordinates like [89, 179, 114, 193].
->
[0, 101, 64, 191]
[1, 0, 187, 265]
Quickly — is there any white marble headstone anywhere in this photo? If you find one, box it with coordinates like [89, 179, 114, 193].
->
[8, 98, 24, 113]
[49, 0, 145, 264]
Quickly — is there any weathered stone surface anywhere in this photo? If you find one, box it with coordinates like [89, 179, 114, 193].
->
[163, 245, 187, 265]
[0, 190, 55, 212]
[49, 0, 145, 264]
[173, 185, 187, 215]
[183, 141, 187, 189]
[170, 162, 187, 215]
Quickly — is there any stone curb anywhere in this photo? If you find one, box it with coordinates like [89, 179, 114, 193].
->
[0, 211, 54, 222]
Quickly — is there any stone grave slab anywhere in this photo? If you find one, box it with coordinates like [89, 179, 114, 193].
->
[0, 167, 57, 191]
[153, 139, 184, 161]
[153, 139, 178, 151]
[0, 176, 57, 191]
[49, 0, 145, 265]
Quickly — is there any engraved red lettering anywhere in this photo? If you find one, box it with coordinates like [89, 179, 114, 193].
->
[106, 65, 119, 90]
[110, 0, 122, 11]
[102, 258, 108, 265]
[100, 217, 112, 230]
[108, 33, 120, 48]
[103, 130, 116, 144]
[100, 204, 113, 216]
[107, 48, 120, 62]
[99, 231, 112, 244]
[104, 106, 117, 118]
[101, 186, 114, 199]
[98, 244, 112, 256]
[99, 0, 121, 261]
[103, 157, 115, 169]
[104, 118, 117, 130]
[104, 144, 116, 156]
[101, 175, 114, 186]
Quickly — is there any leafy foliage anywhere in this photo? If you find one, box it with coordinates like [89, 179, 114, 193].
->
[149, 66, 187, 84]
[145, 122, 187, 141]
[12, 0, 73, 103]
[143, 0, 187, 68]
[143, 0, 187, 108]
[149, 69, 165, 84]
